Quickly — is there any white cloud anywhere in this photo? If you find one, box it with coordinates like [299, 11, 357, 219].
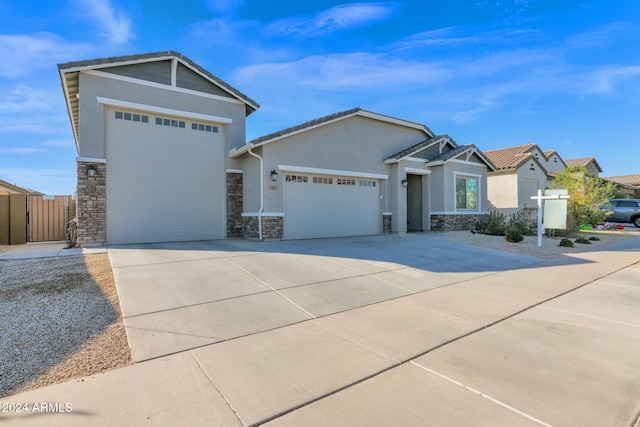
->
[0, 168, 76, 195]
[234, 52, 449, 89]
[0, 33, 91, 78]
[267, 2, 402, 38]
[0, 148, 43, 155]
[0, 85, 60, 113]
[589, 65, 640, 95]
[76, 0, 134, 44]
[40, 139, 75, 148]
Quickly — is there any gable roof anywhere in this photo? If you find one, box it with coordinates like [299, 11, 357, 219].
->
[384, 134, 454, 163]
[601, 174, 640, 186]
[231, 108, 435, 157]
[483, 143, 540, 170]
[0, 178, 35, 195]
[427, 144, 497, 171]
[565, 157, 602, 173]
[58, 51, 260, 151]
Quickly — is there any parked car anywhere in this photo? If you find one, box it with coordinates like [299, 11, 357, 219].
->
[602, 199, 640, 228]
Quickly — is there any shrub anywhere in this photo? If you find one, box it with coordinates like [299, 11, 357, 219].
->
[559, 238, 574, 247]
[507, 209, 536, 236]
[589, 236, 600, 241]
[474, 210, 506, 236]
[505, 227, 524, 242]
[575, 237, 591, 244]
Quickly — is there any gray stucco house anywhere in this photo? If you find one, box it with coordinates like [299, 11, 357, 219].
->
[59, 51, 495, 246]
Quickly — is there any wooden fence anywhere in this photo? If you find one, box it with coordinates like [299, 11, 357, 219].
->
[28, 195, 74, 242]
[0, 193, 27, 245]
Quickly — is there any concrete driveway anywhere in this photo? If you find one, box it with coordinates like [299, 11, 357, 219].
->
[2, 234, 640, 427]
[107, 234, 541, 362]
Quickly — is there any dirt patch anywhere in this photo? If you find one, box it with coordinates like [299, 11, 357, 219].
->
[0, 254, 132, 398]
[0, 245, 20, 255]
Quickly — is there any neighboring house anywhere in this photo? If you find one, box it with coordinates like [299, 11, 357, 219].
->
[0, 179, 34, 195]
[565, 157, 603, 176]
[59, 51, 495, 246]
[484, 143, 552, 213]
[601, 174, 640, 198]
[541, 150, 567, 175]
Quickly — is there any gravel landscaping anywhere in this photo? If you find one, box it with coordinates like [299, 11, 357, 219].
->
[0, 253, 132, 398]
[432, 228, 639, 259]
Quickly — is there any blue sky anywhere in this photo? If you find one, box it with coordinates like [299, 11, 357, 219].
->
[1, 0, 639, 195]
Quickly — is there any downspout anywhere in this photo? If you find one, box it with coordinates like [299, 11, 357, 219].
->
[247, 147, 264, 241]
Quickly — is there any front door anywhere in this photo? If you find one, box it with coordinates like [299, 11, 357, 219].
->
[407, 174, 422, 231]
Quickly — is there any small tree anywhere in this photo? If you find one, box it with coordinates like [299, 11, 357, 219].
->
[550, 166, 615, 228]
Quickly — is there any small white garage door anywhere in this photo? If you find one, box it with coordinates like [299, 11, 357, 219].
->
[105, 108, 226, 244]
[283, 174, 381, 239]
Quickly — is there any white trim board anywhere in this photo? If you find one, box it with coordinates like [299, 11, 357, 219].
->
[96, 97, 233, 124]
[226, 169, 243, 174]
[278, 164, 388, 180]
[86, 70, 245, 106]
[77, 156, 107, 164]
[404, 167, 431, 175]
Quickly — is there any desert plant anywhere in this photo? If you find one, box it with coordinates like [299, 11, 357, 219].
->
[559, 238, 574, 247]
[505, 226, 524, 242]
[474, 210, 507, 235]
[575, 237, 591, 244]
[507, 209, 536, 236]
[550, 166, 616, 228]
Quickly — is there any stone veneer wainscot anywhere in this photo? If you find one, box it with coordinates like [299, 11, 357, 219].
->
[430, 213, 484, 231]
[76, 161, 107, 246]
[226, 172, 243, 237]
[242, 215, 283, 240]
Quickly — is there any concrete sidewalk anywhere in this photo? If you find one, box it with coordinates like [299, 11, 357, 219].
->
[0, 241, 106, 259]
[1, 236, 639, 427]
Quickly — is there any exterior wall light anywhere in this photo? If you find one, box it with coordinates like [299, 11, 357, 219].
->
[270, 170, 278, 181]
[87, 164, 97, 178]
[401, 178, 408, 188]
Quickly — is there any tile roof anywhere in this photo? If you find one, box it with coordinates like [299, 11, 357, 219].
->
[601, 174, 640, 186]
[483, 143, 539, 170]
[565, 157, 602, 172]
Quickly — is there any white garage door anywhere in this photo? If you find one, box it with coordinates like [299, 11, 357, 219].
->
[283, 174, 381, 239]
[105, 108, 225, 244]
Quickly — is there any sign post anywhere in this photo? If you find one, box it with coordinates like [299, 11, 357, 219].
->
[530, 189, 571, 247]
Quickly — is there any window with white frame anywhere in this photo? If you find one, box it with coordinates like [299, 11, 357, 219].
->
[337, 178, 356, 186]
[286, 174, 308, 183]
[155, 117, 186, 128]
[115, 110, 149, 123]
[455, 176, 478, 210]
[191, 122, 219, 133]
[312, 176, 333, 184]
[358, 180, 376, 187]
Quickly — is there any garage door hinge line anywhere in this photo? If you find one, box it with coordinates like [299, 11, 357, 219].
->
[410, 363, 556, 427]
